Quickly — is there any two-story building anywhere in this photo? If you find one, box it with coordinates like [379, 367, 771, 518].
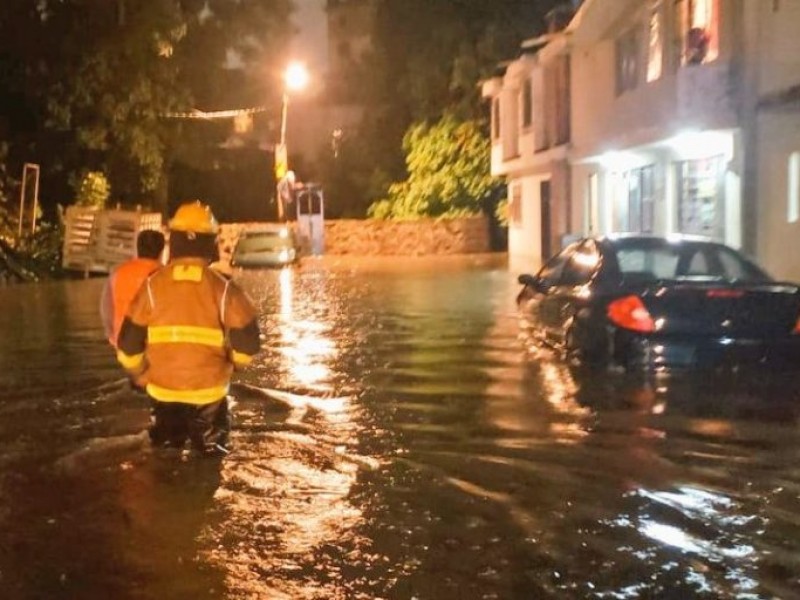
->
[485, 0, 800, 281]
[481, 8, 573, 270]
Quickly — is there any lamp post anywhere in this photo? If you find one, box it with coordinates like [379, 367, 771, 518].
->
[275, 62, 309, 221]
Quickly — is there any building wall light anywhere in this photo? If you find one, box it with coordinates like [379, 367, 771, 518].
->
[666, 130, 733, 161]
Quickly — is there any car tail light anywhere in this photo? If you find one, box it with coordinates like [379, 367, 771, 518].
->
[608, 295, 656, 333]
[793, 315, 800, 335]
[706, 289, 745, 299]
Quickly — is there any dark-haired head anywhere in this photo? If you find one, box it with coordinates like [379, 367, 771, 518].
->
[137, 230, 165, 260]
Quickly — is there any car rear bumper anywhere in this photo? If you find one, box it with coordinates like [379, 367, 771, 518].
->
[618, 333, 800, 371]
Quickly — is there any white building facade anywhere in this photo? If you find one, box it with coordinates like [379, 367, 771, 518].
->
[486, 0, 800, 281]
[482, 33, 572, 270]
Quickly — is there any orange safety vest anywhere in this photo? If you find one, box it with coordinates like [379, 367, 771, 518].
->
[104, 258, 162, 346]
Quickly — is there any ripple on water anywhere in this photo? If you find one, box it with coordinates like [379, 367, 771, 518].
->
[2, 260, 800, 598]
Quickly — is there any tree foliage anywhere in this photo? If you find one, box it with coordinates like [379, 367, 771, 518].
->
[320, 0, 560, 217]
[369, 0, 559, 121]
[0, 0, 292, 212]
[75, 171, 110, 208]
[368, 115, 501, 220]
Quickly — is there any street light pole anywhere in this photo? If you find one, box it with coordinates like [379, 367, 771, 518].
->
[280, 91, 289, 148]
[274, 62, 309, 222]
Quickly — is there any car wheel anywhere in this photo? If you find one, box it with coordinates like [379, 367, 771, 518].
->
[568, 323, 613, 369]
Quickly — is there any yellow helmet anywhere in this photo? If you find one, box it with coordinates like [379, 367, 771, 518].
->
[169, 201, 219, 234]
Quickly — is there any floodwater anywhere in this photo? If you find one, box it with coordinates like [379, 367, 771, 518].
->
[1, 255, 800, 600]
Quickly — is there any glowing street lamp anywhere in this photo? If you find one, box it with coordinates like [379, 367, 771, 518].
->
[279, 62, 309, 148]
[276, 61, 309, 220]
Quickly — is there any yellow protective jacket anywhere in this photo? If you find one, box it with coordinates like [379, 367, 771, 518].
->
[116, 258, 261, 404]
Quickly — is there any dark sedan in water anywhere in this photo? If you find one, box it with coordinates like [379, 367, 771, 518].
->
[516, 234, 800, 371]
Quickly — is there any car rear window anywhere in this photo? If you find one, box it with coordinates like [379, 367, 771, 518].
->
[616, 246, 680, 281]
[236, 232, 292, 252]
[613, 241, 768, 283]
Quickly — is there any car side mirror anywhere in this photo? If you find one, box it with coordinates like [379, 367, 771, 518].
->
[518, 274, 547, 291]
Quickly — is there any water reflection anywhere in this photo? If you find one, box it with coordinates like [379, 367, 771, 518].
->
[197, 264, 378, 598]
[513, 356, 800, 598]
[2, 258, 800, 598]
[275, 267, 337, 390]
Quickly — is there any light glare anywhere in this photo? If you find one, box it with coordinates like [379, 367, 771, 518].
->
[284, 62, 309, 91]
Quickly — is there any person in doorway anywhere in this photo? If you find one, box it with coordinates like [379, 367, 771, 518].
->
[101, 229, 165, 347]
[116, 201, 261, 456]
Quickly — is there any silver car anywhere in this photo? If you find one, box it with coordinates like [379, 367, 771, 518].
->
[231, 226, 299, 268]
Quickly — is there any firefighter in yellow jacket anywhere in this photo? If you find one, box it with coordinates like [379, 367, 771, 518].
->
[117, 201, 261, 455]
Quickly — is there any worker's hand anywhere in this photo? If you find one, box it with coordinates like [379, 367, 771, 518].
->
[131, 370, 149, 389]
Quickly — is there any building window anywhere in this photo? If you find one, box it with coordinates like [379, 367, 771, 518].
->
[510, 184, 522, 228]
[682, 0, 719, 65]
[533, 70, 548, 151]
[789, 152, 800, 224]
[521, 78, 533, 129]
[492, 97, 501, 140]
[677, 156, 725, 239]
[552, 56, 570, 145]
[646, 1, 664, 82]
[627, 165, 656, 233]
[616, 27, 641, 95]
[586, 173, 599, 234]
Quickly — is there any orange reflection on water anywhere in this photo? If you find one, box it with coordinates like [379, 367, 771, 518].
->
[539, 361, 590, 443]
[277, 267, 337, 391]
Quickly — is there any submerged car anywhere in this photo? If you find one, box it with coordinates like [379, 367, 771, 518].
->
[516, 234, 800, 371]
[231, 226, 299, 268]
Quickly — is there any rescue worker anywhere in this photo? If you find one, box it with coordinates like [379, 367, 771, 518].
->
[116, 201, 261, 456]
[100, 229, 165, 347]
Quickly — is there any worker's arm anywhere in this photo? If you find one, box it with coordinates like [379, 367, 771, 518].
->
[116, 281, 152, 380]
[222, 281, 261, 369]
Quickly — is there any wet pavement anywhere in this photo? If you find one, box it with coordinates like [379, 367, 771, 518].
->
[1, 254, 800, 599]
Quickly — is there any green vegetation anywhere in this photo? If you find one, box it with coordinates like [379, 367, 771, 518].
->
[0, 145, 62, 281]
[320, 0, 559, 218]
[494, 197, 510, 228]
[0, 0, 292, 210]
[368, 115, 501, 220]
[0, 0, 556, 274]
[75, 171, 111, 209]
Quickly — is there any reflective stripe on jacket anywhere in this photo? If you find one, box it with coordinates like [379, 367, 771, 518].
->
[116, 258, 261, 404]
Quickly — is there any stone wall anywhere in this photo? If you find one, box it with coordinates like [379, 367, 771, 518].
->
[218, 216, 490, 262]
[323, 217, 490, 255]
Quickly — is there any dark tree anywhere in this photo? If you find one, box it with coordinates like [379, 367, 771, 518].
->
[0, 0, 293, 216]
[318, 0, 562, 217]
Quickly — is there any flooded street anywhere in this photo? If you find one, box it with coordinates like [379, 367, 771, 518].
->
[2, 254, 800, 599]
